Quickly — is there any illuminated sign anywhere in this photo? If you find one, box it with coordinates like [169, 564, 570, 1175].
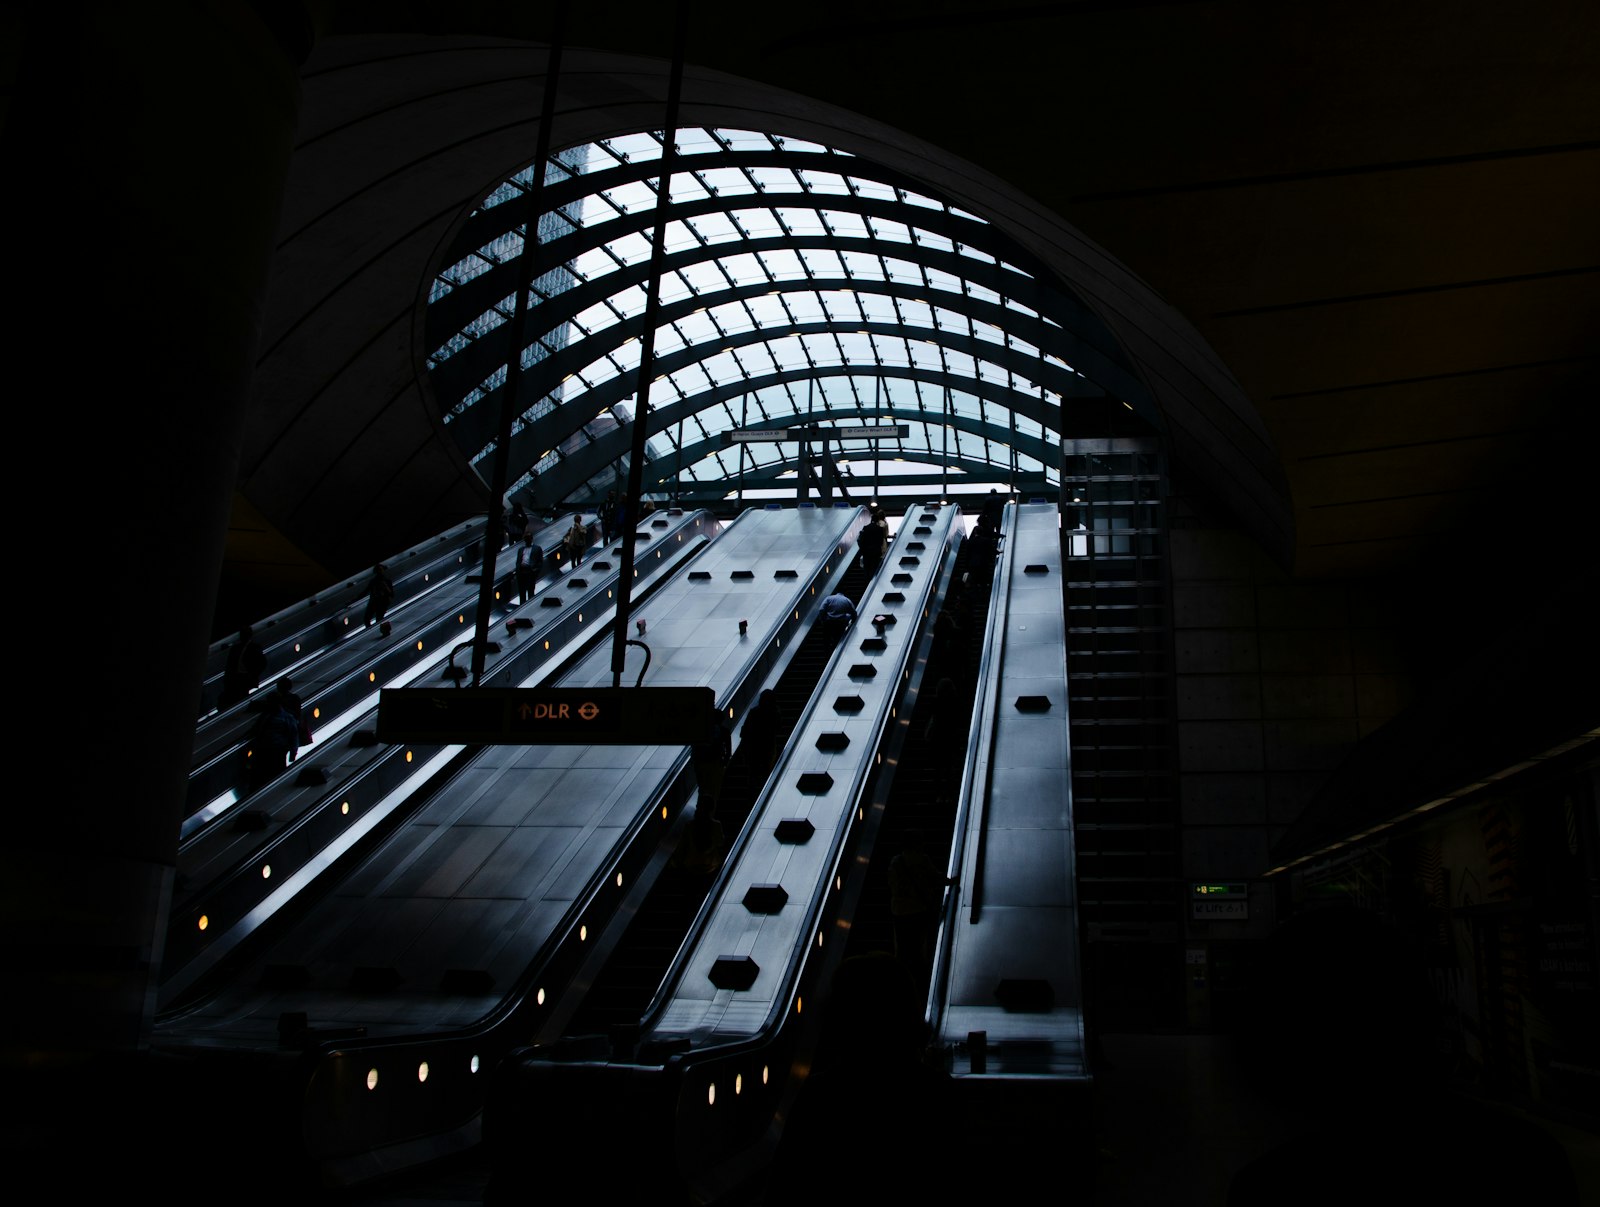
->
[1191, 882, 1249, 920]
[377, 686, 715, 745]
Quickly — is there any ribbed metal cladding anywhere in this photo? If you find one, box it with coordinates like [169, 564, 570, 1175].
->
[1062, 435, 1182, 1026]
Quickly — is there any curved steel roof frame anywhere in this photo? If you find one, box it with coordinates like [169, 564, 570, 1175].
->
[422, 128, 1153, 509]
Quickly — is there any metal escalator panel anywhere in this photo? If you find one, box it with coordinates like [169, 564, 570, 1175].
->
[159, 504, 871, 1183]
[642, 502, 964, 1046]
[159, 509, 716, 1010]
[932, 500, 1086, 1080]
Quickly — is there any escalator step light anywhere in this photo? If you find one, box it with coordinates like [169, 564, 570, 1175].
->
[350, 729, 381, 746]
[914, 526, 932, 535]
[232, 809, 269, 832]
[994, 978, 1056, 1013]
[882, 592, 905, 603]
[350, 966, 404, 992]
[708, 955, 760, 991]
[832, 695, 865, 714]
[775, 818, 815, 844]
[1024, 564, 1049, 575]
[741, 885, 789, 914]
[294, 767, 328, 787]
[540, 597, 563, 607]
[774, 569, 799, 578]
[689, 571, 713, 581]
[731, 569, 755, 580]
[859, 638, 887, 653]
[847, 664, 877, 679]
[439, 968, 495, 994]
[815, 732, 850, 752]
[898, 556, 920, 567]
[260, 964, 310, 990]
[891, 574, 913, 586]
[906, 542, 926, 552]
[1015, 695, 1053, 712]
[797, 772, 835, 794]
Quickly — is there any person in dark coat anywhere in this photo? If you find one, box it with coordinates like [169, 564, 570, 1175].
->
[739, 689, 782, 782]
[513, 532, 542, 604]
[364, 563, 395, 635]
[817, 590, 857, 645]
[672, 707, 733, 875]
[218, 624, 265, 710]
[247, 682, 300, 789]
[506, 500, 529, 546]
[857, 510, 888, 575]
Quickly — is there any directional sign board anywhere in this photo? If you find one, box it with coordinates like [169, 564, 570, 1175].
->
[725, 424, 909, 445]
[377, 686, 716, 745]
[1191, 882, 1249, 920]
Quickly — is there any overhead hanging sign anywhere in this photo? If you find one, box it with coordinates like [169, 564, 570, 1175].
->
[377, 686, 715, 745]
[725, 424, 909, 445]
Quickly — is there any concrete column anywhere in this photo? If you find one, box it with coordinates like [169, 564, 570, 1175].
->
[3, 0, 315, 1143]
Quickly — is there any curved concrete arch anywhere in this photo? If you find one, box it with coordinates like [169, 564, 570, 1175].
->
[253, 36, 1290, 574]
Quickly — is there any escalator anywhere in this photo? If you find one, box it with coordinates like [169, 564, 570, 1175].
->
[841, 534, 993, 977]
[557, 553, 874, 1044]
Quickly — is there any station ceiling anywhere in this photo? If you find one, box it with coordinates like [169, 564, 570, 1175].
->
[230, 1, 1598, 616]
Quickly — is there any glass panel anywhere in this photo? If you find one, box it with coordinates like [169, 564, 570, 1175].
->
[797, 170, 851, 195]
[601, 132, 663, 164]
[674, 128, 723, 157]
[696, 167, 758, 197]
[758, 248, 808, 280]
[818, 208, 867, 238]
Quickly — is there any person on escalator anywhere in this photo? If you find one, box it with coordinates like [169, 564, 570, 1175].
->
[364, 563, 395, 636]
[246, 682, 300, 790]
[857, 509, 888, 575]
[739, 689, 782, 782]
[675, 706, 733, 875]
[506, 500, 529, 547]
[817, 590, 857, 646]
[966, 513, 999, 586]
[218, 624, 265, 710]
[562, 515, 589, 568]
[514, 531, 542, 604]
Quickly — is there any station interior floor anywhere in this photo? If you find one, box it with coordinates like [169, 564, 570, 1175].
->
[321, 1032, 1600, 1206]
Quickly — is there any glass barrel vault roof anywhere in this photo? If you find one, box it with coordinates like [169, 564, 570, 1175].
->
[423, 127, 1143, 509]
